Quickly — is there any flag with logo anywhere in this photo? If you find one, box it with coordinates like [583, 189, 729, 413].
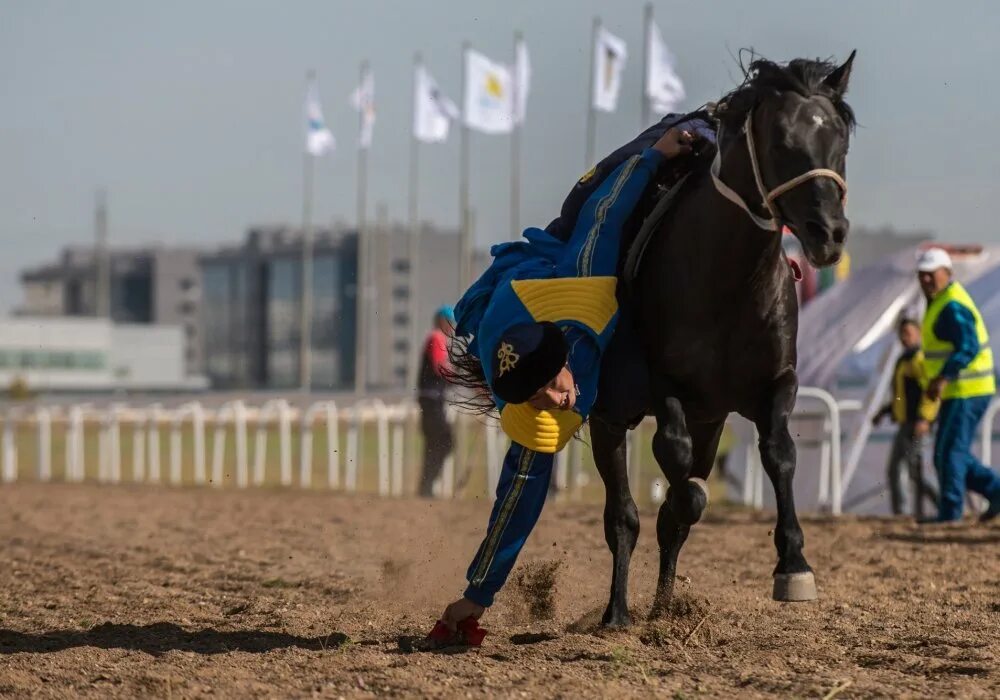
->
[349, 68, 376, 149]
[305, 77, 334, 156]
[592, 26, 627, 113]
[414, 63, 460, 143]
[645, 19, 686, 115]
[463, 49, 514, 134]
[513, 37, 530, 125]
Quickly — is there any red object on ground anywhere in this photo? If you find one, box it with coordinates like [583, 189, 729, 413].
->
[426, 616, 488, 647]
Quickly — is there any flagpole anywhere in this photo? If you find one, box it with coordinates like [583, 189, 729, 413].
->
[407, 52, 423, 390]
[94, 188, 110, 319]
[641, 3, 653, 129]
[354, 59, 370, 397]
[299, 69, 316, 393]
[459, 41, 471, 289]
[510, 31, 522, 241]
[585, 17, 600, 170]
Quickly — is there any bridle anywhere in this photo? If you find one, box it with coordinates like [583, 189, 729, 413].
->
[710, 109, 848, 232]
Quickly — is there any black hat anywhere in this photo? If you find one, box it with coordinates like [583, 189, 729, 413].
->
[491, 322, 568, 405]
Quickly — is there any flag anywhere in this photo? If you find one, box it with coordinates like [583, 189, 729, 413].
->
[645, 19, 686, 115]
[463, 48, 514, 134]
[349, 68, 375, 149]
[305, 77, 334, 156]
[414, 63, 460, 143]
[592, 26, 627, 113]
[513, 37, 530, 125]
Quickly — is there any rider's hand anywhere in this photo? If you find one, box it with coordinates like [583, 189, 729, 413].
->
[652, 128, 696, 159]
[441, 597, 485, 632]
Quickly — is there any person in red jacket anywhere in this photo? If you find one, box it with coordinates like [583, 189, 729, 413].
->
[417, 305, 456, 497]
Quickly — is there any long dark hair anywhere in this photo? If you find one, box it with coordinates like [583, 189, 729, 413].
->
[443, 335, 498, 415]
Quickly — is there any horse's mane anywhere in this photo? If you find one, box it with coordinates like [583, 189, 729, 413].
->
[714, 52, 856, 132]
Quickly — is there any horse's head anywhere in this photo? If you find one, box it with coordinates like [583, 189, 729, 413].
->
[717, 52, 856, 267]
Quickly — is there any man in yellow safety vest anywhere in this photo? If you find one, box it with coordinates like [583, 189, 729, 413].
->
[916, 248, 1000, 522]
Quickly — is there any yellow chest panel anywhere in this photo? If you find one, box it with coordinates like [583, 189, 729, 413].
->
[499, 402, 583, 454]
[511, 276, 618, 335]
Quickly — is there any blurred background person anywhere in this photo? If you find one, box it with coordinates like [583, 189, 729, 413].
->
[917, 248, 1000, 522]
[871, 317, 939, 518]
[417, 305, 456, 497]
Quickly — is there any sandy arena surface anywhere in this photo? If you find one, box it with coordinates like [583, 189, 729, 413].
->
[0, 483, 998, 698]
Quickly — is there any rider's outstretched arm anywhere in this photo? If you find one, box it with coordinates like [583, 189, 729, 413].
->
[556, 148, 665, 279]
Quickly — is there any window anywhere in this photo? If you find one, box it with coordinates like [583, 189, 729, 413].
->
[178, 300, 197, 315]
[179, 277, 196, 291]
[392, 259, 411, 273]
[393, 312, 409, 326]
[392, 285, 410, 301]
[393, 338, 409, 353]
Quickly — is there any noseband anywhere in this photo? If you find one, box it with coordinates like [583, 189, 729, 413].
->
[710, 109, 848, 232]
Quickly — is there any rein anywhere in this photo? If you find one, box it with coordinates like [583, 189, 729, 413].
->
[710, 110, 848, 232]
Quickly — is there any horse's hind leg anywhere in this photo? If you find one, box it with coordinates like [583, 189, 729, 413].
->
[650, 398, 722, 613]
[755, 371, 816, 601]
[591, 416, 639, 628]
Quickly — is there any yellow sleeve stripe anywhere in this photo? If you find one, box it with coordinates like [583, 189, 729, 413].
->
[499, 402, 583, 454]
[511, 277, 618, 335]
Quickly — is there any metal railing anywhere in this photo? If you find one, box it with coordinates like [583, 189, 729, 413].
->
[1, 389, 854, 514]
[739, 387, 858, 516]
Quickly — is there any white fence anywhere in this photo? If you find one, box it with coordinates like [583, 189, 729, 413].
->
[0, 388, 868, 513]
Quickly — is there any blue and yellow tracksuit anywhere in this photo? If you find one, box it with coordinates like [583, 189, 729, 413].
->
[922, 281, 1000, 521]
[453, 148, 665, 607]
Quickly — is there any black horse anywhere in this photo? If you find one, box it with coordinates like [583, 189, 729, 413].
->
[590, 53, 857, 627]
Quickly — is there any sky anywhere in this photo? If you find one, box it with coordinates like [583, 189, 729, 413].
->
[2, 0, 999, 312]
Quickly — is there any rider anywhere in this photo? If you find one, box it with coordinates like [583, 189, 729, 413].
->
[434, 126, 699, 636]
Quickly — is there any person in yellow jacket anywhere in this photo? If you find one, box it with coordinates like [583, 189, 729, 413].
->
[916, 248, 1000, 522]
[872, 318, 939, 517]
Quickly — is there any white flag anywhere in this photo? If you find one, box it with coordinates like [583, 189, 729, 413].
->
[414, 64, 460, 144]
[592, 26, 627, 113]
[305, 77, 334, 156]
[463, 49, 514, 134]
[349, 68, 375, 149]
[645, 19, 686, 115]
[513, 38, 530, 125]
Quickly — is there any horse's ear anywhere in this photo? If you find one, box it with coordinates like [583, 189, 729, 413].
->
[824, 50, 856, 97]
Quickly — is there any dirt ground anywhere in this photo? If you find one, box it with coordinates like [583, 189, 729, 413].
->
[0, 484, 998, 698]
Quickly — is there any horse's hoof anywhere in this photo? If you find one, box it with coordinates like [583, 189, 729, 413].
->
[600, 614, 631, 629]
[772, 571, 817, 602]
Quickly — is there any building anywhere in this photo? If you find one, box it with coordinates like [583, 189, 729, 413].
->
[0, 316, 205, 393]
[199, 223, 479, 392]
[18, 246, 204, 375]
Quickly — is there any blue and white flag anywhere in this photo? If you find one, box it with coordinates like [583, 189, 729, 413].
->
[305, 77, 334, 156]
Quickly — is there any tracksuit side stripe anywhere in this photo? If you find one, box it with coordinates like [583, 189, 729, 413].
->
[470, 447, 536, 587]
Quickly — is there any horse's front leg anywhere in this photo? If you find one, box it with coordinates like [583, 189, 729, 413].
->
[591, 417, 639, 627]
[754, 370, 816, 601]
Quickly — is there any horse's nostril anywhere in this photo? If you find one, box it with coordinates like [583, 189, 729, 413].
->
[805, 219, 847, 245]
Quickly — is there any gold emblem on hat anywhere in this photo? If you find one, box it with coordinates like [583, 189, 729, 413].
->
[496, 342, 520, 377]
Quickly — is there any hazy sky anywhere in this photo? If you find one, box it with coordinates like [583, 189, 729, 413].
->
[2, 0, 999, 311]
